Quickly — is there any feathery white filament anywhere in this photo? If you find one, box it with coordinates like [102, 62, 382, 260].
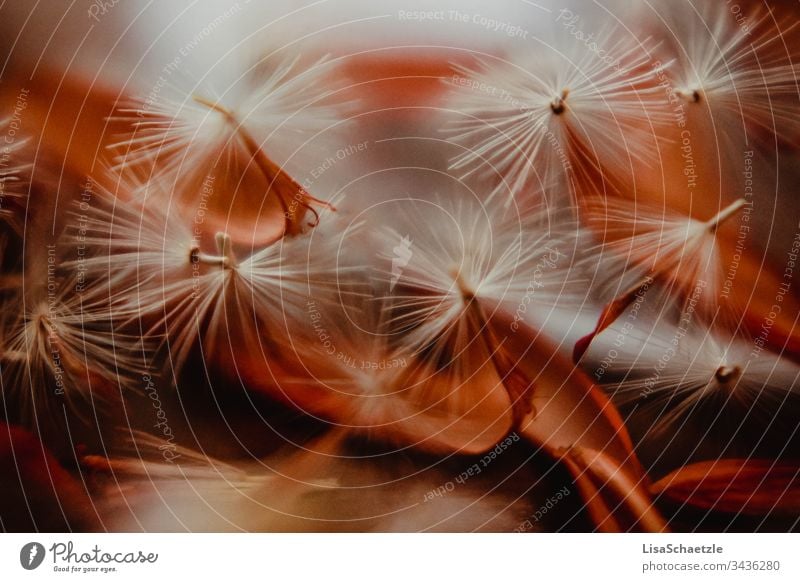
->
[111, 56, 346, 190]
[380, 196, 576, 365]
[445, 29, 671, 205]
[0, 277, 141, 425]
[586, 197, 748, 310]
[587, 318, 800, 437]
[660, 2, 800, 144]
[76, 185, 345, 372]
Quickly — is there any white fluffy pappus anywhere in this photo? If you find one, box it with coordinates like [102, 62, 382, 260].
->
[109, 55, 350, 239]
[445, 28, 671, 206]
[583, 196, 749, 315]
[74, 183, 347, 374]
[379, 195, 579, 359]
[371, 195, 582, 431]
[654, 1, 800, 146]
[584, 315, 800, 440]
[0, 274, 142, 427]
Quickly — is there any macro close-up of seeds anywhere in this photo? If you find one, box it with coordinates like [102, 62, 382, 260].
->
[0, 0, 798, 549]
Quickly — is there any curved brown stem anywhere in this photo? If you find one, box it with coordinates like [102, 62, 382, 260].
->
[452, 270, 535, 427]
[192, 95, 335, 236]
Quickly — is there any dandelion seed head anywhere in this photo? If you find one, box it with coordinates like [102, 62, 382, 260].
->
[657, 1, 800, 144]
[376, 195, 577, 377]
[586, 316, 800, 439]
[445, 28, 671, 205]
[110, 56, 349, 240]
[585, 196, 747, 311]
[115, 55, 346, 170]
[0, 273, 142, 427]
[75, 177, 350, 373]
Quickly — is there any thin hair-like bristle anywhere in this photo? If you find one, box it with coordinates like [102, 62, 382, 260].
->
[108, 56, 350, 239]
[444, 28, 671, 207]
[71, 178, 350, 374]
[584, 315, 800, 441]
[656, 1, 800, 145]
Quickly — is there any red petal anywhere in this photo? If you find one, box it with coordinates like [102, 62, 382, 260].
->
[652, 459, 800, 515]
